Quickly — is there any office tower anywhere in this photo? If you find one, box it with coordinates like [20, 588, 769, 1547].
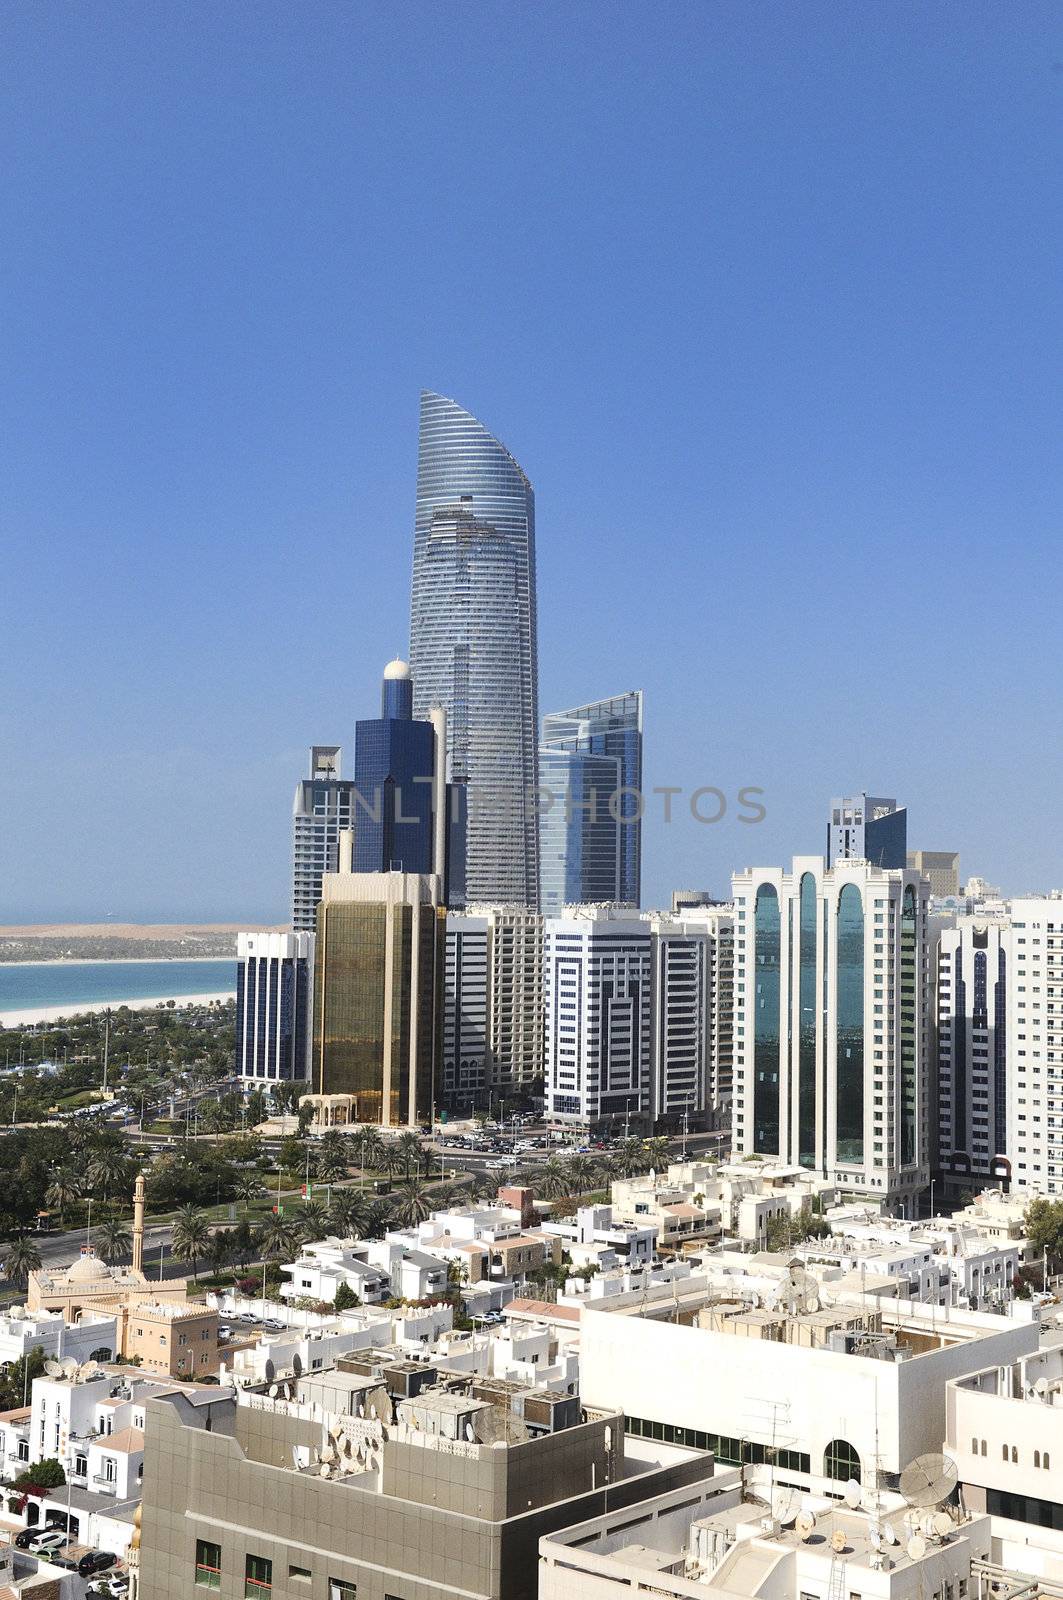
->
[731, 855, 932, 1213]
[442, 913, 489, 1110]
[908, 850, 961, 899]
[442, 905, 544, 1113]
[541, 691, 644, 906]
[545, 907, 652, 1128]
[1004, 895, 1063, 1194]
[353, 659, 466, 906]
[409, 391, 540, 907]
[936, 918, 1009, 1190]
[312, 850, 444, 1126]
[292, 747, 355, 933]
[827, 793, 907, 870]
[538, 746, 622, 915]
[235, 931, 314, 1083]
[648, 907, 735, 1125]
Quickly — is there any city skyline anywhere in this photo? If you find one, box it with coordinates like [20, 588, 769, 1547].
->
[4, 5, 1061, 921]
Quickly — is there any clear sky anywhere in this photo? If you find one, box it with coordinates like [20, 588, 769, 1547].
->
[3, 3, 1061, 922]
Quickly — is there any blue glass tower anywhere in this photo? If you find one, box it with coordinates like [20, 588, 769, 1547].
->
[540, 691, 644, 907]
[538, 747, 623, 915]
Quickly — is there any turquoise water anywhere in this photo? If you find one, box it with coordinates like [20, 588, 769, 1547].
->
[0, 960, 237, 1017]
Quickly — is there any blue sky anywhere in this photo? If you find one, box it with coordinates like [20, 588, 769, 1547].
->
[3, 3, 1060, 922]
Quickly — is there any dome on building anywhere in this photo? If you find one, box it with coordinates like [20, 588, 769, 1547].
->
[383, 658, 411, 680]
[67, 1249, 111, 1282]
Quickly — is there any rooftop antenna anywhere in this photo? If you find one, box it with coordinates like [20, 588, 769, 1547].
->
[899, 1454, 958, 1509]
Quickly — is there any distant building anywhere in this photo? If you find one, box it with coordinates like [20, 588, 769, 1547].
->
[537, 746, 623, 915]
[545, 907, 652, 1128]
[353, 660, 466, 906]
[648, 908, 734, 1126]
[442, 911, 489, 1110]
[671, 889, 724, 913]
[731, 856, 932, 1213]
[443, 906, 544, 1112]
[936, 917, 1010, 1190]
[540, 691, 643, 907]
[827, 792, 907, 870]
[908, 848, 961, 898]
[291, 746, 355, 933]
[1003, 895, 1063, 1194]
[409, 391, 540, 908]
[235, 931, 313, 1083]
[311, 851, 444, 1126]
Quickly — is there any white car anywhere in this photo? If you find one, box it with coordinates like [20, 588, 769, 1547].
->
[29, 1531, 66, 1555]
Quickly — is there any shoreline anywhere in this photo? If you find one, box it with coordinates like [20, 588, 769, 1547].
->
[0, 990, 238, 1028]
[0, 957, 237, 969]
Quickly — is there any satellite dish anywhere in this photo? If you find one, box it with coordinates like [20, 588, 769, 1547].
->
[869, 1526, 883, 1553]
[795, 1512, 816, 1541]
[773, 1488, 800, 1526]
[883, 1523, 899, 1546]
[61, 1357, 78, 1378]
[900, 1453, 958, 1508]
[319, 1463, 332, 1478]
[268, 1385, 279, 1397]
[843, 1479, 862, 1508]
[806, 1294, 821, 1314]
[329, 1422, 344, 1439]
[907, 1535, 927, 1561]
[830, 1529, 848, 1554]
[44, 1359, 63, 1378]
[933, 1511, 953, 1538]
[1035, 1378, 1050, 1396]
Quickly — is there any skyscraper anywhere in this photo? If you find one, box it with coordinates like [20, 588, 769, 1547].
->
[826, 792, 907, 870]
[538, 746, 622, 915]
[291, 747, 356, 933]
[353, 659, 466, 906]
[235, 931, 314, 1083]
[540, 692, 643, 907]
[409, 391, 540, 907]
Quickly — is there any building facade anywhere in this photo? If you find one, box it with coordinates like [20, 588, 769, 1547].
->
[1004, 895, 1063, 1194]
[442, 912, 489, 1110]
[648, 908, 734, 1126]
[409, 391, 540, 908]
[936, 917, 1010, 1191]
[443, 906, 544, 1111]
[540, 691, 643, 907]
[292, 747, 355, 933]
[312, 860, 444, 1126]
[731, 856, 932, 1212]
[827, 793, 907, 870]
[537, 747, 622, 916]
[235, 931, 314, 1083]
[545, 908, 652, 1128]
[909, 849, 961, 898]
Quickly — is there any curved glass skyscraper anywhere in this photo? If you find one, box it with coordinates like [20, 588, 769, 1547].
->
[410, 391, 540, 907]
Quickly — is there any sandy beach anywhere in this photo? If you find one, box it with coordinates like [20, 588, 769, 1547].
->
[0, 989, 237, 1029]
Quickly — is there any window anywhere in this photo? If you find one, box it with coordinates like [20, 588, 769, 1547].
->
[1035, 1451, 1041, 1468]
[196, 1540, 221, 1589]
[245, 1555, 272, 1598]
[824, 1438, 861, 1482]
[329, 1582, 357, 1600]
[289, 1568, 312, 1583]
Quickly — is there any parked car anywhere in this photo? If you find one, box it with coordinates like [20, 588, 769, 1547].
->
[29, 1530, 66, 1554]
[14, 1530, 39, 1550]
[80, 1551, 118, 1577]
[46, 1554, 80, 1572]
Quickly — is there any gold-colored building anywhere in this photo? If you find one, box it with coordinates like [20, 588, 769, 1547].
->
[313, 865, 444, 1126]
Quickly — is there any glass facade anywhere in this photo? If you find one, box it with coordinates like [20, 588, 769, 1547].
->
[835, 883, 864, 1164]
[538, 747, 623, 915]
[353, 714, 435, 874]
[409, 392, 540, 907]
[235, 936, 313, 1082]
[292, 751, 355, 932]
[798, 872, 817, 1167]
[900, 884, 918, 1166]
[540, 691, 643, 906]
[753, 884, 781, 1153]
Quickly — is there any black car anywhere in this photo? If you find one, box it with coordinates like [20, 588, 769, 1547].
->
[14, 1530, 38, 1550]
[80, 1552, 118, 1577]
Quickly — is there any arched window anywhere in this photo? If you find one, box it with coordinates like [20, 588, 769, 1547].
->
[971, 1437, 978, 1454]
[981, 1440, 987, 1456]
[1012, 1446, 1018, 1464]
[1002, 1444, 1008, 1461]
[824, 1439, 861, 1482]
[1044, 1453, 1050, 1470]
[1035, 1450, 1041, 1468]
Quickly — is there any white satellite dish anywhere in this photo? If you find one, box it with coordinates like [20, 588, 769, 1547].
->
[900, 1453, 958, 1508]
[933, 1511, 953, 1538]
[268, 1384, 279, 1397]
[320, 1445, 336, 1464]
[830, 1529, 848, 1554]
[843, 1479, 862, 1508]
[907, 1535, 927, 1561]
[1035, 1378, 1050, 1396]
[883, 1523, 899, 1546]
[773, 1488, 800, 1526]
[795, 1512, 816, 1541]
[61, 1357, 78, 1378]
[869, 1526, 883, 1553]
[44, 1359, 63, 1378]
[319, 1463, 332, 1478]
[329, 1422, 344, 1439]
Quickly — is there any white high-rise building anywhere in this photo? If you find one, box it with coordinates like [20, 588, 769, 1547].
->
[731, 856, 932, 1213]
[936, 917, 1010, 1189]
[545, 907, 652, 1128]
[646, 908, 734, 1126]
[291, 746, 355, 933]
[442, 913, 489, 1109]
[442, 906, 544, 1113]
[1004, 895, 1063, 1194]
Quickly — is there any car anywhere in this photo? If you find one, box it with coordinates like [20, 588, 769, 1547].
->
[79, 1551, 117, 1577]
[29, 1531, 66, 1554]
[45, 1554, 80, 1572]
[14, 1530, 39, 1550]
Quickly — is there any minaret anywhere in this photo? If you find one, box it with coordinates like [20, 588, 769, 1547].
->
[131, 1172, 146, 1276]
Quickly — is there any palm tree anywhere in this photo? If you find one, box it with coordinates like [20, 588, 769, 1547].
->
[391, 1177, 432, 1228]
[378, 1140, 406, 1179]
[45, 1169, 82, 1225]
[256, 1212, 300, 1262]
[170, 1205, 210, 1281]
[535, 1159, 570, 1201]
[315, 1145, 348, 1185]
[2, 1236, 43, 1290]
[353, 1126, 385, 1176]
[612, 1137, 644, 1178]
[564, 1155, 596, 1196]
[86, 1147, 132, 1206]
[642, 1136, 670, 1172]
[200, 1099, 230, 1137]
[206, 1229, 232, 1279]
[297, 1199, 331, 1243]
[96, 1217, 132, 1266]
[234, 1170, 263, 1212]
[329, 1189, 372, 1241]
[395, 1130, 424, 1178]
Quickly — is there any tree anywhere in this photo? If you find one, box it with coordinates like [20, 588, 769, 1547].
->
[642, 1136, 670, 1172]
[534, 1159, 569, 1201]
[0, 1346, 47, 1412]
[297, 1102, 315, 1136]
[170, 1205, 210, 1280]
[315, 1143, 348, 1185]
[391, 1177, 432, 1228]
[86, 1146, 132, 1206]
[2, 1235, 43, 1290]
[1025, 1198, 1063, 1272]
[244, 1088, 267, 1127]
[396, 1130, 425, 1178]
[333, 1279, 359, 1312]
[44, 1168, 82, 1224]
[97, 1216, 132, 1265]
[206, 1229, 232, 1279]
[256, 1212, 300, 1262]
[14, 1457, 65, 1492]
[298, 1199, 331, 1243]
[330, 1189, 372, 1241]
[200, 1098, 231, 1137]
[234, 1170, 263, 1211]
[564, 1155, 597, 1195]
[279, 1137, 304, 1177]
[353, 1125, 385, 1175]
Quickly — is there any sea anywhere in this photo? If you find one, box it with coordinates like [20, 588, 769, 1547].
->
[0, 959, 237, 1019]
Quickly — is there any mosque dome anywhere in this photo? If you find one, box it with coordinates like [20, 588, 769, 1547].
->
[383, 659, 411, 680]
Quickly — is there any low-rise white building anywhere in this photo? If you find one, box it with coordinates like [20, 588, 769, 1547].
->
[279, 1239, 390, 1305]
